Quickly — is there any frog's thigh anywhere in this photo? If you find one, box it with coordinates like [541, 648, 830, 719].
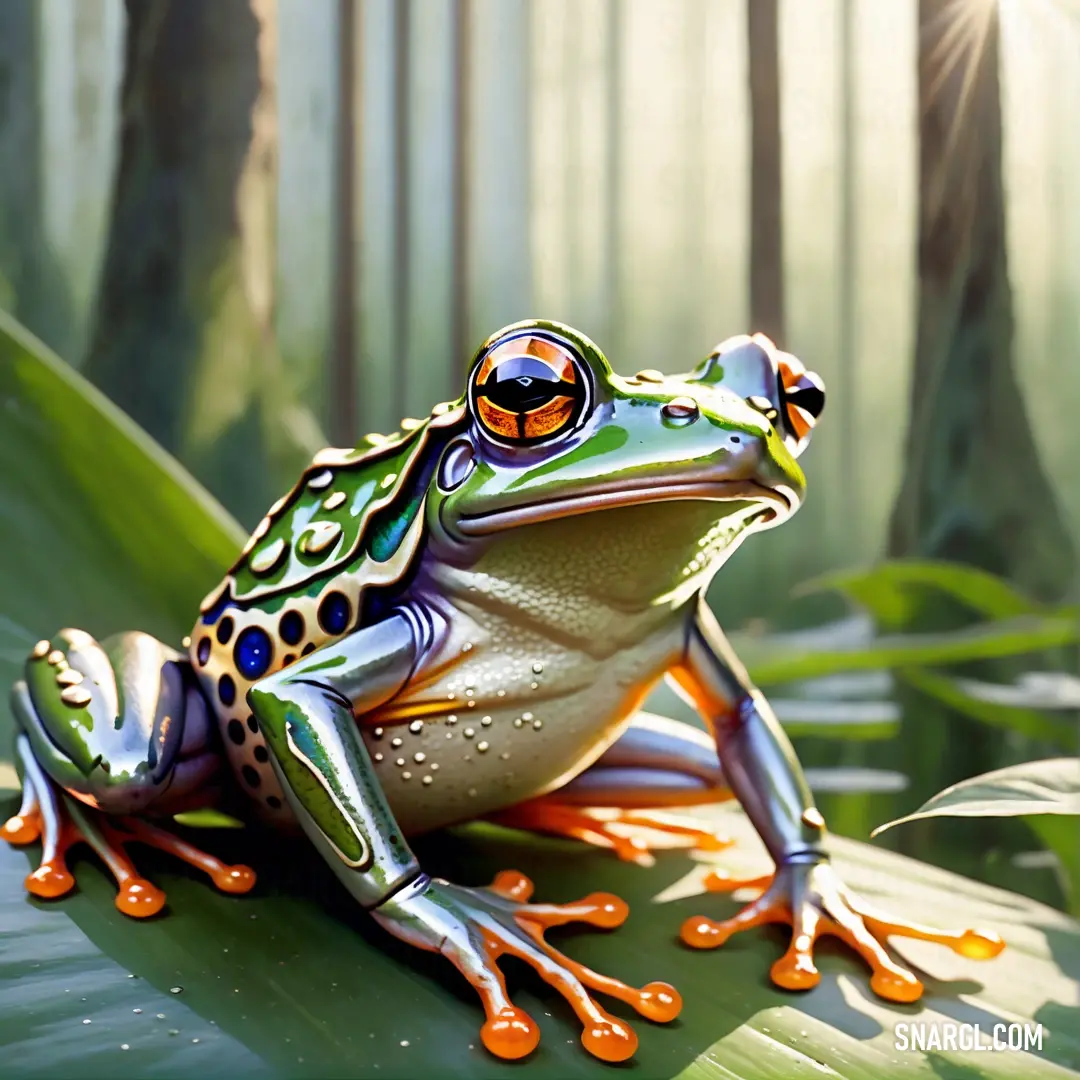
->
[490, 713, 734, 865]
[3, 630, 253, 915]
[557, 712, 728, 807]
[13, 630, 221, 813]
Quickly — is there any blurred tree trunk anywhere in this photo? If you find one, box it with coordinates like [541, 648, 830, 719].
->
[887, 0, 1076, 886]
[747, 0, 784, 344]
[0, 2, 75, 358]
[329, 0, 358, 448]
[890, 0, 1074, 598]
[83, 0, 322, 528]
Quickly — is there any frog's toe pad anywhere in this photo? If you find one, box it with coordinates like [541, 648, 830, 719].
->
[25, 861, 76, 899]
[442, 873, 680, 1062]
[116, 878, 167, 918]
[581, 1017, 638, 1062]
[114, 817, 257, 898]
[212, 864, 257, 894]
[2, 811, 42, 846]
[509, 899, 680, 1059]
[479, 1007, 540, 1060]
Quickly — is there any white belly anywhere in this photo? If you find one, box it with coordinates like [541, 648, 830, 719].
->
[364, 597, 684, 834]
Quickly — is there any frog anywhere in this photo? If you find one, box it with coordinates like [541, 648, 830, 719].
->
[3, 320, 1004, 1063]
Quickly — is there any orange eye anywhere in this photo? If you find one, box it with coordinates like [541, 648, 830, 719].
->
[777, 350, 826, 449]
[470, 333, 588, 445]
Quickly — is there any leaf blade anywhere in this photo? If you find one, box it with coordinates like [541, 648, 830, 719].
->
[872, 758, 1080, 837]
[742, 614, 1078, 687]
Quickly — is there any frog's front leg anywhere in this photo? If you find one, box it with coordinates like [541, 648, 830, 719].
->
[2, 630, 255, 914]
[246, 606, 681, 1063]
[673, 598, 1005, 1003]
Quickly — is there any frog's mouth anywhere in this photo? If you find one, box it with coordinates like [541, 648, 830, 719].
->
[454, 479, 797, 537]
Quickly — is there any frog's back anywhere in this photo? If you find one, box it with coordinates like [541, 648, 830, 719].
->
[187, 406, 465, 819]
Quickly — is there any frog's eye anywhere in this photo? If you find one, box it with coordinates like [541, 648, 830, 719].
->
[470, 333, 589, 445]
[777, 352, 826, 451]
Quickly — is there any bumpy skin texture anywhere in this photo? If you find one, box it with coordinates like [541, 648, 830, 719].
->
[5, 320, 1004, 1063]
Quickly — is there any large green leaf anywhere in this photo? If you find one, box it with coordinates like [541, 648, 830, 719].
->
[0, 309, 245, 755]
[2, 795, 1080, 1080]
[1, 311, 1079, 1079]
[872, 759, 1080, 837]
[872, 758, 1080, 920]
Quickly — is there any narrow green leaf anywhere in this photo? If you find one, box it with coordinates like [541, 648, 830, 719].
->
[900, 667, 1080, 750]
[796, 559, 1043, 628]
[743, 613, 1078, 687]
[872, 758, 1080, 837]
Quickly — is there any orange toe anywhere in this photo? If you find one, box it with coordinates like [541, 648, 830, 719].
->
[955, 929, 1005, 960]
[581, 1015, 638, 1063]
[490, 870, 534, 902]
[870, 968, 923, 1004]
[115, 878, 167, 918]
[26, 863, 76, 899]
[636, 981, 682, 1022]
[770, 952, 821, 991]
[212, 864, 257, 894]
[480, 1007, 540, 1060]
[579, 893, 629, 930]
[2, 813, 41, 846]
[703, 869, 772, 894]
[680, 914, 727, 949]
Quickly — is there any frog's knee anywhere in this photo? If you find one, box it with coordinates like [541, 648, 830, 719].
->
[16, 629, 220, 814]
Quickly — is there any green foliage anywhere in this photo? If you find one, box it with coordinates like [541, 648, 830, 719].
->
[873, 759, 1080, 836]
[1, 309, 1078, 1077]
[798, 560, 1045, 626]
[739, 613, 1077, 688]
[873, 758, 1080, 917]
[0, 309, 244, 757]
[899, 668, 1079, 750]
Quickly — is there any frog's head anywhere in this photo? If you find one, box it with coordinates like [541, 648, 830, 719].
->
[428, 320, 824, 598]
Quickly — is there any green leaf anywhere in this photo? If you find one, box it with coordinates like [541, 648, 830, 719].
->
[740, 614, 1078, 688]
[798, 559, 1043, 629]
[4, 803, 1080, 1079]
[0, 309, 244, 749]
[3, 309, 1080, 1078]
[1027, 814, 1080, 918]
[899, 668, 1080, 750]
[872, 758, 1080, 838]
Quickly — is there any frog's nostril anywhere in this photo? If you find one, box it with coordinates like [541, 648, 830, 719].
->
[747, 395, 779, 422]
[662, 397, 700, 426]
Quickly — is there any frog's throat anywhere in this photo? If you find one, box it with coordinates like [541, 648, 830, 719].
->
[453, 479, 797, 537]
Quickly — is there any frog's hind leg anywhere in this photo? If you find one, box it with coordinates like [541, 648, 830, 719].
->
[489, 713, 735, 866]
[2, 630, 255, 916]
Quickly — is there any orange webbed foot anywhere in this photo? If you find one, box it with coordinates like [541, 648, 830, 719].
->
[681, 859, 1005, 1005]
[8, 780, 255, 918]
[114, 817, 257, 897]
[372, 869, 682, 1063]
[2, 809, 42, 846]
[492, 800, 732, 866]
[3, 773, 43, 846]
